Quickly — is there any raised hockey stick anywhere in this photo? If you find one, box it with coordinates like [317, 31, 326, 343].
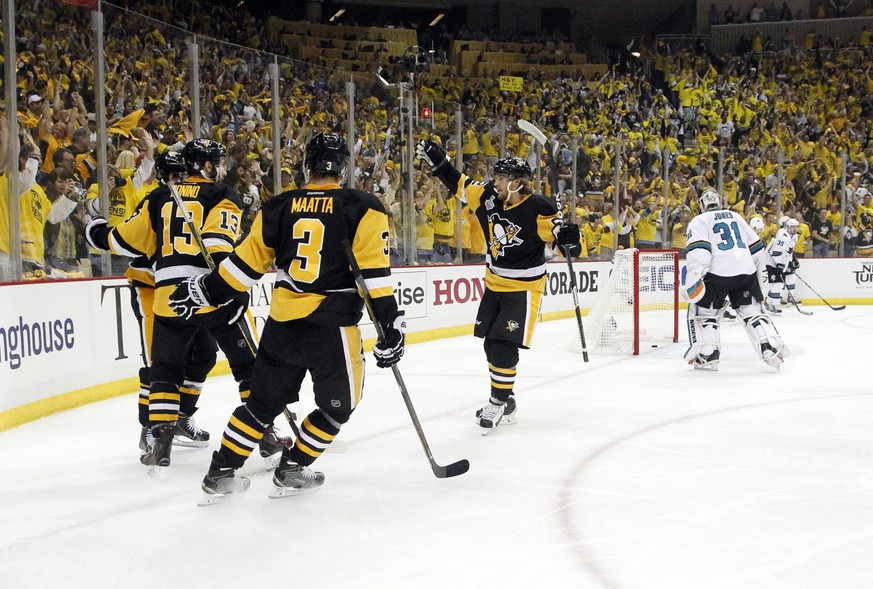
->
[785, 290, 813, 315]
[342, 239, 469, 479]
[794, 273, 846, 311]
[518, 119, 589, 361]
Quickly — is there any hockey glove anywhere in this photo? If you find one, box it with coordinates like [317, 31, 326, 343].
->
[415, 140, 449, 172]
[789, 255, 800, 272]
[84, 216, 109, 250]
[224, 295, 249, 326]
[169, 275, 214, 320]
[765, 265, 784, 284]
[373, 311, 406, 369]
[680, 265, 706, 303]
[555, 223, 582, 257]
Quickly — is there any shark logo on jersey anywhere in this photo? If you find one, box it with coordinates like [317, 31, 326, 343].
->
[489, 215, 523, 259]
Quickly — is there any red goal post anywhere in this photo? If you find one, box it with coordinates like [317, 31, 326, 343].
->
[572, 249, 679, 355]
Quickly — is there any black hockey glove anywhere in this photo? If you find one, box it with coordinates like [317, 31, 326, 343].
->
[169, 275, 214, 320]
[224, 294, 249, 326]
[556, 223, 582, 258]
[415, 140, 449, 172]
[373, 311, 406, 369]
[765, 264, 784, 284]
[789, 255, 800, 272]
[84, 216, 109, 250]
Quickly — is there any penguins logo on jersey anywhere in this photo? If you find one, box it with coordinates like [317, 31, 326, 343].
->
[489, 215, 523, 259]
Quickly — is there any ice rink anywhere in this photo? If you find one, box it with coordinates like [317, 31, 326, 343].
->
[3, 305, 873, 588]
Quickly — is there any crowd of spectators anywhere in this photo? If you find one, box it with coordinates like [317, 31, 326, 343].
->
[710, 0, 873, 25]
[0, 0, 871, 283]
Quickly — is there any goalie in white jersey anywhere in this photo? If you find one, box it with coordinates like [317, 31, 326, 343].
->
[764, 218, 800, 313]
[680, 188, 789, 369]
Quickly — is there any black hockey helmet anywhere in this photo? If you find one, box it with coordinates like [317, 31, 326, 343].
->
[493, 157, 532, 180]
[181, 138, 227, 175]
[155, 150, 187, 182]
[304, 133, 349, 176]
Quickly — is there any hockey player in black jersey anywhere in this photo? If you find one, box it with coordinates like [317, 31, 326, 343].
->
[85, 139, 289, 469]
[416, 139, 581, 434]
[128, 151, 217, 454]
[169, 133, 403, 503]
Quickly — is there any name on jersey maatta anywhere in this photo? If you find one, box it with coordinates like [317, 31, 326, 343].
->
[292, 196, 334, 214]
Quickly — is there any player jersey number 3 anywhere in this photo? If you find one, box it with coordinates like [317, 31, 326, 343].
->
[290, 218, 325, 283]
[713, 221, 747, 251]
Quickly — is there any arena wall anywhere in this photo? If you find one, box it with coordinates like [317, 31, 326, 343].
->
[1, 258, 869, 430]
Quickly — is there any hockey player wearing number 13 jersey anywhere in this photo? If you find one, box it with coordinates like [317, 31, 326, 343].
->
[168, 133, 403, 502]
[680, 188, 788, 370]
[84, 139, 262, 469]
[416, 139, 581, 434]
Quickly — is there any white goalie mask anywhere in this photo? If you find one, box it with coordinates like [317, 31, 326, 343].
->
[698, 189, 721, 212]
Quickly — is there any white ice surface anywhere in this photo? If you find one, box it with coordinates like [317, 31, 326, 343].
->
[3, 306, 873, 588]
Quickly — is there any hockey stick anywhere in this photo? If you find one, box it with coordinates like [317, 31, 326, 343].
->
[518, 119, 589, 362]
[281, 407, 347, 453]
[165, 180, 305, 440]
[794, 273, 846, 311]
[342, 239, 469, 479]
[785, 290, 813, 315]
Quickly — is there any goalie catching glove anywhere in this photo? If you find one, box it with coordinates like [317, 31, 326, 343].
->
[373, 311, 406, 369]
[415, 140, 449, 172]
[555, 222, 582, 257]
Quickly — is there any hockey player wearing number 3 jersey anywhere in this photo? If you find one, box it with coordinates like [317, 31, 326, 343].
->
[169, 133, 403, 502]
[416, 139, 581, 433]
[680, 188, 789, 370]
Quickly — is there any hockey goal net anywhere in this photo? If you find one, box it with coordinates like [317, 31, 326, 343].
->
[571, 249, 679, 355]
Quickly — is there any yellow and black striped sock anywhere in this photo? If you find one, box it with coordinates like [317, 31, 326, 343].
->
[489, 363, 516, 403]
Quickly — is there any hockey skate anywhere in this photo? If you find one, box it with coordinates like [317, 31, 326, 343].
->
[476, 396, 517, 434]
[140, 424, 175, 468]
[174, 414, 210, 448]
[198, 451, 251, 507]
[760, 343, 784, 369]
[764, 302, 782, 314]
[722, 308, 737, 321]
[138, 427, 154, 454]
[689, 349, 720, 371]
[268, 452, 325, 499]
[258, 426, 293, 469]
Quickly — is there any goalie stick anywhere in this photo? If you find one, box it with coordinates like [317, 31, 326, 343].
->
[518, 119, 589, 362]
[342, 239, 469, 479]
[794, 273, 845, 311]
